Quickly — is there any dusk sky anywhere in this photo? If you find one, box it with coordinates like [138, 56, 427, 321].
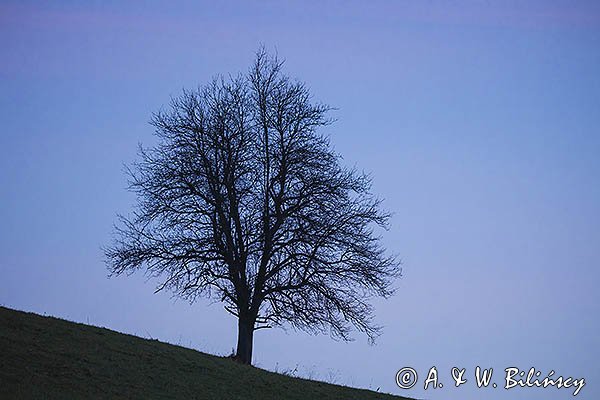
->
[1, 1, 599, 399]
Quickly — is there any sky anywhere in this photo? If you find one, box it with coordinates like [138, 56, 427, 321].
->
[1, 1, 599, 399]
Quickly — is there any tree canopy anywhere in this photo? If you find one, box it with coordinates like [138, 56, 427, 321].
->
[105, 49, 401, 364]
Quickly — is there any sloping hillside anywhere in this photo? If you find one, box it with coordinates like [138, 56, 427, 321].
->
[0, 306, 411, 399]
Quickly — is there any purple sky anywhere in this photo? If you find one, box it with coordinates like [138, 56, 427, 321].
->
[1, 1, 599, 399]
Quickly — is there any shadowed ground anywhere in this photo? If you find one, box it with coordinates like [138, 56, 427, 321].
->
[0, 306, 413, 400]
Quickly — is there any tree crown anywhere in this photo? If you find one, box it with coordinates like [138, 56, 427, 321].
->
[106, 49, 400, 343]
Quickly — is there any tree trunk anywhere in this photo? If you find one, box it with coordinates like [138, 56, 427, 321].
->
[235, 316, 255, 364]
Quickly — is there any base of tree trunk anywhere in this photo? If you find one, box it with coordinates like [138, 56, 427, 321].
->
[235, 317, 255, 365]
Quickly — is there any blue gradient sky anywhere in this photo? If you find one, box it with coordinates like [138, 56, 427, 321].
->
[1, 1, 599, 399]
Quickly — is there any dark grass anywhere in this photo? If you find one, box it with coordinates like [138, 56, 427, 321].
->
[0, 306, 413, 400]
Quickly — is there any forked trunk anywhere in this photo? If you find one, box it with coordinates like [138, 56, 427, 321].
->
[235, 316, 255, 364]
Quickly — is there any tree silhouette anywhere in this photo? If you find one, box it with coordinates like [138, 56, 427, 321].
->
[105, 49, 400, 365]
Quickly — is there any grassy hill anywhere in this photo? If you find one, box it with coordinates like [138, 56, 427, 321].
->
[0, 306, 412, 400]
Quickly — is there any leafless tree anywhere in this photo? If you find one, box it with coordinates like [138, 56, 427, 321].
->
[105, 49, 401, 365]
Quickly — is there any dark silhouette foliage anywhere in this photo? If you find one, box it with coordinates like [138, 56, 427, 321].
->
[105, 49, 400, 364]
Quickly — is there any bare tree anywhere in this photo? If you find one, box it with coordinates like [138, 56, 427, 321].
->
[105, 49, 400, 365]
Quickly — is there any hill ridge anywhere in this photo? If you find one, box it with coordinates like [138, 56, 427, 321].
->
[0, 306, 412, 400]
